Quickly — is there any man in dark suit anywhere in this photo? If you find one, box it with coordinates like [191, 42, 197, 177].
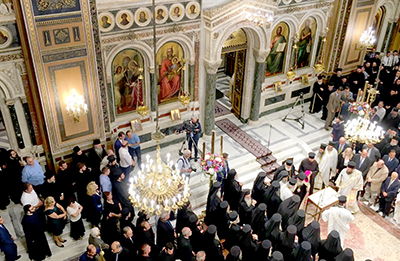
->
[353, 149, 373, 179]
[106, 241, 130, 261]
[382, 150, 400, 174]
[177, 227, 195, 261]
[364, 143, 381, 162]
[113, 173, 135, 217]
[156, 211, 176, 248]
[0, 216, 20, 261]
[378, 172, 400, 217]
[334, 137, 349, 155]
[331, 116, 345, 142]
[114, 132, 125, 162]
[121, 226, 137, 258]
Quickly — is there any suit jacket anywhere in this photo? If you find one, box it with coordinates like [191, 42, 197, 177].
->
[121, 236, 137, 257]
[0, 224, 14, 251]
[382, 155, 399, 174]
[364, 163, 389, 192]
[156, 219, 175, 248]
[363, 145, 381, 162]
[327, 92, 341, 111]
[177, 235, 195, 261]
[353, 154, 373, 178]
[105, 247, 130, 261]
[334, 142, 349, 155]
[331, 122, 345, 142]
[381, 177, 400, 202]
[114, 139, 124, 161]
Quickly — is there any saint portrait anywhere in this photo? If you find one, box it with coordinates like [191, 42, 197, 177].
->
[173, 7, 181, 17]
[297, 17, 317, 68]
[99, 12, 114, 32]
[266, 22, 289, 77]
[170, 4, 184, 21]
[186, 2, 200, 19]
[0, 26, 12, 49]
[189, 4, 196, 14]
[130, 119, 143, 132]
[170, 109, 181, 121]
[101, 16, 111, 28]
[156, 9, 165, 20]
[156, 42, 185, 104]
[155, 6, 168, 24]
[112, 49, 145, 115]
[138, 11, 147, 23]
[116, 10, 134, 29]
[120, 13, 130, 25]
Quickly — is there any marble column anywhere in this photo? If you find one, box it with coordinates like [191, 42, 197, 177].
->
[150, 69, 157, 112]
[7, 100, 24, 149]
[189, 63, 195, 101]
[249, 50, 268, 125]
[22, 102, 37, 145]
[203, 59, 221, 136]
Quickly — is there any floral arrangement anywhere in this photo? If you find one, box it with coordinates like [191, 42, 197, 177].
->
[200, 153, 226, 187]
[348, 102, 369, 117]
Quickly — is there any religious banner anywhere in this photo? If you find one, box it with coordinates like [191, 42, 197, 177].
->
[266, 22, 289, 77]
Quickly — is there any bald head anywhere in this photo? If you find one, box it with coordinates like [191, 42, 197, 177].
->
[87, 244, 96, 257]
[196, 251, 206, 261]
[111, 241, 121, 253]
[377, 159, 385, 168]
[182, 227, 192, 237]
[339, 137, 346, 145]
[391, 172, 399, 180]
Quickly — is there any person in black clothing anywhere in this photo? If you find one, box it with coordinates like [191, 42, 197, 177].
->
[226, 246, 241, 261]
[330, 68, 343, 89]
[74, 163, 91, 211]
[0, 160, 10, 210]
[214, 201, 229, 240]
[156, 211, 176, 249]
[310, 75, 326, 113]
[223, 169, 242, 211]
[108, 156, 123, 183]
[271, 251, 284, 261]
[136, 211, 150, 228]
[138, 243, 152, 261]
[294, 172, 308, 202]
[42, 171, 63, 204]
[176, 201, 195, 234]
[72, 146, 91, 172]
[101, 192, 122, 244]
[263, 213, 281, 248]
[202, 225, 224, 261]
[112, 173, 134, 218]
[274, 159, 296, 178]
[255, 239, 272, 260]
[225, 211, 241, 250]
[334, 248, 355, 261]
[349, 66, 365, 95]
[252, 172, 267, 204]
[177, 227, 195, 261]
[121, 226, 137, 258]
[120, 207, 135, 233]
[7, 149, 24, 204]
[278, 195, 301, 230]
[137, 221, 157, 256]
[250, 203, 267, 236]
[186, 214, 202, 252]
[57, 161, 75, 205]
[238, 224, 258, 260]
[205, 182, 222, 225]
[88, 139, 107, 177]
[298, 152, 319, 195]
[238, 189, 255, 225]
[264, 181, 282, 219]
[292, 241, 312, 261]
[287, 209, 306, 235]
[382, 108, 400, 131]
[300, 221, 321, 258]
[318, 230, 342, 261]
[276, 225, 297, 260]
[158, 242, 176, 261]
[106, 241, 130, 261]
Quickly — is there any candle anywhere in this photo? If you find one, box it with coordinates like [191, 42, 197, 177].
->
[220, 136, 223, 155]
[361, 81, 369, 102]
[356, 89, 362, 102]
[202, 142, 206, 159]
[211, 130, 215, 154]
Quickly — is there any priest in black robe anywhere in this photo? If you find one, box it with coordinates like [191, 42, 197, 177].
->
[223, 169, 242, 211]
[238, 189, 255, 225]
[264, 181, 282, 219]
[287, 209, 306, 235]
[238, 224, 258, 260]
[348, 66, 365, 96]
[310, 75, 326, 113]
[276, 225, 297, 260]
[334, 248, 355, 261]
[278, 195, 301, 230]
[263, 213, 281, 248]
[250, 203, 267, 236]
[300, 221, 321, 258]
[214, 201, 229, 239]
[205, 182, 222, 225]
[251, 172, 267, 204]
[226, 246, 241, 261]
[292, 241, 312, 261]
[21, 204, 52, 261]
[176, 201, 195, 234]
[294, 172, 308, 202]
[202, 225, 224, 261]
[255, 240, 271, 260]
[186, 214, 202, 252]
[298, 152, 319, 194]
[318, 230, 342, 261]
[225, 211, 241, 250]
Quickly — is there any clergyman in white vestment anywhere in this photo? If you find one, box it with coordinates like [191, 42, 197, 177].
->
[335, 161, 363, 213]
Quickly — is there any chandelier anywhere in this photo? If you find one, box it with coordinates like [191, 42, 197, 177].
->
[65, 89, 88, 123]
[245, 11, 273, 27]
[356, 27, 376, 50]
[344, 84, 384, 144]
[129, 147, 190, 215]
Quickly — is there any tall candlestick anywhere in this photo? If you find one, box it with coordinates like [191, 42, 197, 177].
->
[202, 142, 206, 159]
[220, 136, 223, 155]
[355, 89, 362, 102]
[211, 130, 215, 154]
[361, 81, 369, 102]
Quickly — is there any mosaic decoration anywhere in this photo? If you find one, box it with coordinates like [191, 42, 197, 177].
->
[53, 28, 70, 44]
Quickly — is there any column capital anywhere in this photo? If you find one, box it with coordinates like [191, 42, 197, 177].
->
[203, 59, 222, 74]
[253, 49, 269, 63]
[6, 98, 15, 106]
[148, 67, 155, 74]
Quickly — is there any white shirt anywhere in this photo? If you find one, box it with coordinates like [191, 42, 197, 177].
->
[67, 202, 82, 222]
[382, 55, 393, 67]
[21, 190, 39, 207]
[119, 147, 132, 168]
[374, 106, 386, 121]
[177, 156, 191, 175]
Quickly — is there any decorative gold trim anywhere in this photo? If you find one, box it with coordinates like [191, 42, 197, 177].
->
[40, 44, 87, 54]
[36, 17, 82, 27]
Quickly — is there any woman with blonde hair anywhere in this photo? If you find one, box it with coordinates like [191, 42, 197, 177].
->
[86, 181, 102, 227]
[44, 196, 67, 247]
[336, 147, 354, 173]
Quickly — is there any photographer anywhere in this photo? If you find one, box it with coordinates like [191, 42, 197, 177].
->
[178, 117, 202, 161]
[177, 149, 194, 178]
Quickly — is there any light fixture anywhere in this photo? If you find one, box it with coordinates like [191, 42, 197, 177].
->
[356, 27, 376, 50]
[344, 84, 384, 144]
[65, 89, 88, 123]
[129, 148, 190, 215]
[245, 10, 273, 27]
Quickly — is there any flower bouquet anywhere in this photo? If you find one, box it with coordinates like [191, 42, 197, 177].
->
[200, 153, 225, 188]
[348, 101, 369, 117]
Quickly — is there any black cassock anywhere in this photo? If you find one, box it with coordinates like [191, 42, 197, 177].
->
[263, 213, 281, 248]
[205, 182, 222, 225]
[264, 181, 282, 219]
[223, 170, 242, 211]
[292, 241, 312, 261]
[309, 82, 326, 113]
[334, 248, 354, 261]
[255, 239, 271, 260]
[21, 212, 52, 261]
[318, 230, 342, 261]
[176, 202, 194, 234]
[238, 189, 254, 225]
[202, 225, 224, 261]
[294, 183, 308, 202]
[300, 221, 321, 258]
[239, 225, 258, 260]
[277, 195, 301, 231]
[214, 201, 229, 240]
[287, 209, 306, 235]
[251, 172, 267, 204]
[250, 203, 267, 236]
[276, 225, 297, 260]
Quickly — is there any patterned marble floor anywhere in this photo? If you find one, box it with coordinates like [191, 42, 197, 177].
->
[1, 103, 399, 260]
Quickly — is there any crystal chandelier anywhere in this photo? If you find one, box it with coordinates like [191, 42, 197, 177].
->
[129, 147, 190, 215]
[356, 27, 376, 50]
[245, 11, 273, 27]
[65, 89, 88, 123]
[344, 85, 384, 144]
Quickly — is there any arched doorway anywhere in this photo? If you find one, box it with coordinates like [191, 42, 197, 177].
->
[216, 28, 248, 118]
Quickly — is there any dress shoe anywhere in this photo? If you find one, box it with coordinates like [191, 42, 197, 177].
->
[60, 239, 67, 243]
[15, 255, 21, 260]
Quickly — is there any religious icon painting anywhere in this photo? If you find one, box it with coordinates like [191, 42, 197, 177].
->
[170, 3, 185, 22]
[155, 5, 168, 24]
[116, 10, 134, 29]
[135, 7, 152, 27]
[0, 26, 12, 49]
[156, 42, 185, 104]
[99, 12, 115, 32]
[186, 2, 200, 19]
[265, 22, 289, 77]
[297, 16, 317, 68]
[130, 118, 143, 132]
[301, 74, 309, 86]
[111, 49, 145, 115]
[170, 109, 181, 122]
[274, 81, 283, 92]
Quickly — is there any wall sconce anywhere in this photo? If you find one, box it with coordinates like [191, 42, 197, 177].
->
[66, 89, 88, 123]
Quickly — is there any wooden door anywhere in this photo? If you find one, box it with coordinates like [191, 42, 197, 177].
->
[231, 49, 246, 118]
